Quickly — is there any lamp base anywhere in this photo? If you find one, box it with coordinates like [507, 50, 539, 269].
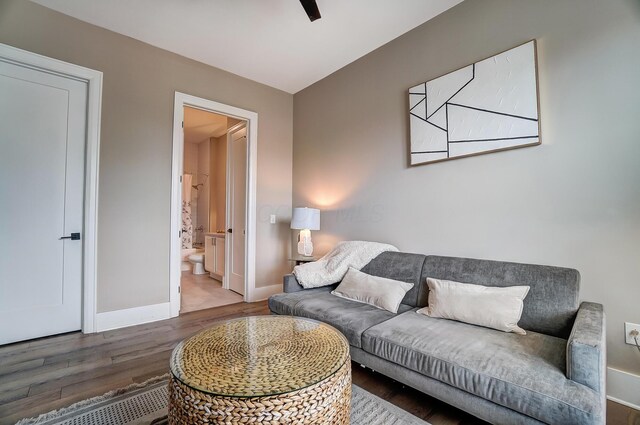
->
[297, 230, 314, 256]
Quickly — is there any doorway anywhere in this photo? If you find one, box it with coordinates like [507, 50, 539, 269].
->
[170, 93, 258, 317]
[0, 44, 101, 343]
[180, 107, 244, 313]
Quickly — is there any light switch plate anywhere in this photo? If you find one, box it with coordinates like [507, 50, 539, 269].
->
[269, 214, 276, 224]
[625, 322, 640, 345]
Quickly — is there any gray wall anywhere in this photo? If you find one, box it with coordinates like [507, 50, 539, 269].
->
[293, 0, 640, 373]
[0, 0, 293, 312]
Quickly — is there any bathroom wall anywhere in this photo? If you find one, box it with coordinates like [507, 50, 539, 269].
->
[196, 140, 210, 244]
[184, 137, 214, 246]
[215, 136, 227, 231]
[183, 142, 200, 242]
[210, 118, 241, 232]
[209, 137, 218, 231]
[209, 134, 228, 232]
[183, 143, 199, 177]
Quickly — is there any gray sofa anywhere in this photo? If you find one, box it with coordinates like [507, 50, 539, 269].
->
[268, 252, 606, 425]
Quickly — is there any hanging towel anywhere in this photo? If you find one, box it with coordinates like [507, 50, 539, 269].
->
[293, 241, 398, 289]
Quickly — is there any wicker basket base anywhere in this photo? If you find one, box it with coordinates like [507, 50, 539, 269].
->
[168, 358, 352, 424]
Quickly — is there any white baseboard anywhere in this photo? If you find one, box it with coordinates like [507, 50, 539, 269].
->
[96, 302, 171, 332]
[249, 284, 282, 302]
[607, 367, 640, 410]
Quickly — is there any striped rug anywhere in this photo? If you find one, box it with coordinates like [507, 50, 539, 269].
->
[17, 374, 431, 425]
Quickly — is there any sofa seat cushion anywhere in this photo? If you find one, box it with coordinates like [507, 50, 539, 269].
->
[268, 287, 333, 316]
[269, 291, 412, 348]
[362, 312, 602, 425]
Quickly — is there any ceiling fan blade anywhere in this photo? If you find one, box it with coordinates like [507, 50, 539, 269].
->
[299, 0, 321, 22]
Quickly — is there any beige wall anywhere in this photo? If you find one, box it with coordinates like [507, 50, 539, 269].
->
[293, 0, 640, 374]
[0, 0, 293, 310]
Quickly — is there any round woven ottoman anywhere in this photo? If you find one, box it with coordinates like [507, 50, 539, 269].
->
[168, 315, 352, 424]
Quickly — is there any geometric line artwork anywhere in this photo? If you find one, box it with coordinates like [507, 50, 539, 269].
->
[426, 64, 474, 119]
[449, 137, 539, 157]
[447, 103, 539, 142]
[410, 114, 447, 153]
[410, 97, 426, 121]
[428, 107, 447, 131]
[409, 40, 540, 165]
[408, 83, 426, 95]
[409, 94, 425, 110]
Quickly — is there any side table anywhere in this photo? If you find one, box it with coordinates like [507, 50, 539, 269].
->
[289, 254, 318, 266]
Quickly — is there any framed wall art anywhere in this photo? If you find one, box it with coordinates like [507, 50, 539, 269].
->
[409, 40, 540, 165]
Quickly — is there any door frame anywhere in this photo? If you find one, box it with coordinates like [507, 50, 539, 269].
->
[170, 92, 258, 316]
[0, 43, 103, 334]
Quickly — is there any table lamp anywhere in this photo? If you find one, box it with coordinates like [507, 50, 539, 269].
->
[291, 207, 320, 256]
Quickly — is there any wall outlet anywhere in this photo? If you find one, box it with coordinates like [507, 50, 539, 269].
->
[269, 214, 276, 224]
[625, 322, 640, 345]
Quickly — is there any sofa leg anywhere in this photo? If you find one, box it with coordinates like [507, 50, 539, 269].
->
[358, 363, 377, 373]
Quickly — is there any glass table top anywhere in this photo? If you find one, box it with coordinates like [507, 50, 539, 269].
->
[169, 316, 349, 397]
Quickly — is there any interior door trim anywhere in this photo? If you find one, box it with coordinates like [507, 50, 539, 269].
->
[0, 43, 103, 334]
[170, 92, 258, 316]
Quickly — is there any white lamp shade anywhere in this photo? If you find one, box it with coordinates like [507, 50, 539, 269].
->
[291, 207, 320, 230]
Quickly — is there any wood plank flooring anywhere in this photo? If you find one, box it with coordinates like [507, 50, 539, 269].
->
[0, 301, 637, 425]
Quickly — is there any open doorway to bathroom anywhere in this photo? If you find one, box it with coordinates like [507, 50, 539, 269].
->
[180, 106, 245, 313]
[170, 92, 258, 318]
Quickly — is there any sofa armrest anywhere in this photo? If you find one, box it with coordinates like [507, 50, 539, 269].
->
[567, 302, 606, 394]
[283, 274, 304, 293]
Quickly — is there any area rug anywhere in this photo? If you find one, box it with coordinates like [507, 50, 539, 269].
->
[16, 375, 431, 425]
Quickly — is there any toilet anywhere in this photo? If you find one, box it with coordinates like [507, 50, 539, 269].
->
[187, 250, 206, 275]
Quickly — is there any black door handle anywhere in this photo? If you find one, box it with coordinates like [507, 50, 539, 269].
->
[227, 228, 232, 234]
[59, 232, 81, 240]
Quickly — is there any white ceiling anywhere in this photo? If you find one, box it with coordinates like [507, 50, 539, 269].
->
[31, 0, 462, 93]
[184, 107, 228, 144]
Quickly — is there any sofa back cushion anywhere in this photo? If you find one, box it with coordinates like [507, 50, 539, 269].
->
[360, 251, 427, 307]
[421, 256, 580, 338]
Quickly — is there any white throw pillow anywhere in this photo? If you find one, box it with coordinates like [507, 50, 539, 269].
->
[416, 278, 530, 335]
[331, 267, 414, 313]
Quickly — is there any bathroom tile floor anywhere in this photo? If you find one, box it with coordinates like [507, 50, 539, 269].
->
[180, 271, 244, 313]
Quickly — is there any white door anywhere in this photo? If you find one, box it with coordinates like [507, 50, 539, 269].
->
[227, 126, 247, 295]
[0, 58, 87, 344]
